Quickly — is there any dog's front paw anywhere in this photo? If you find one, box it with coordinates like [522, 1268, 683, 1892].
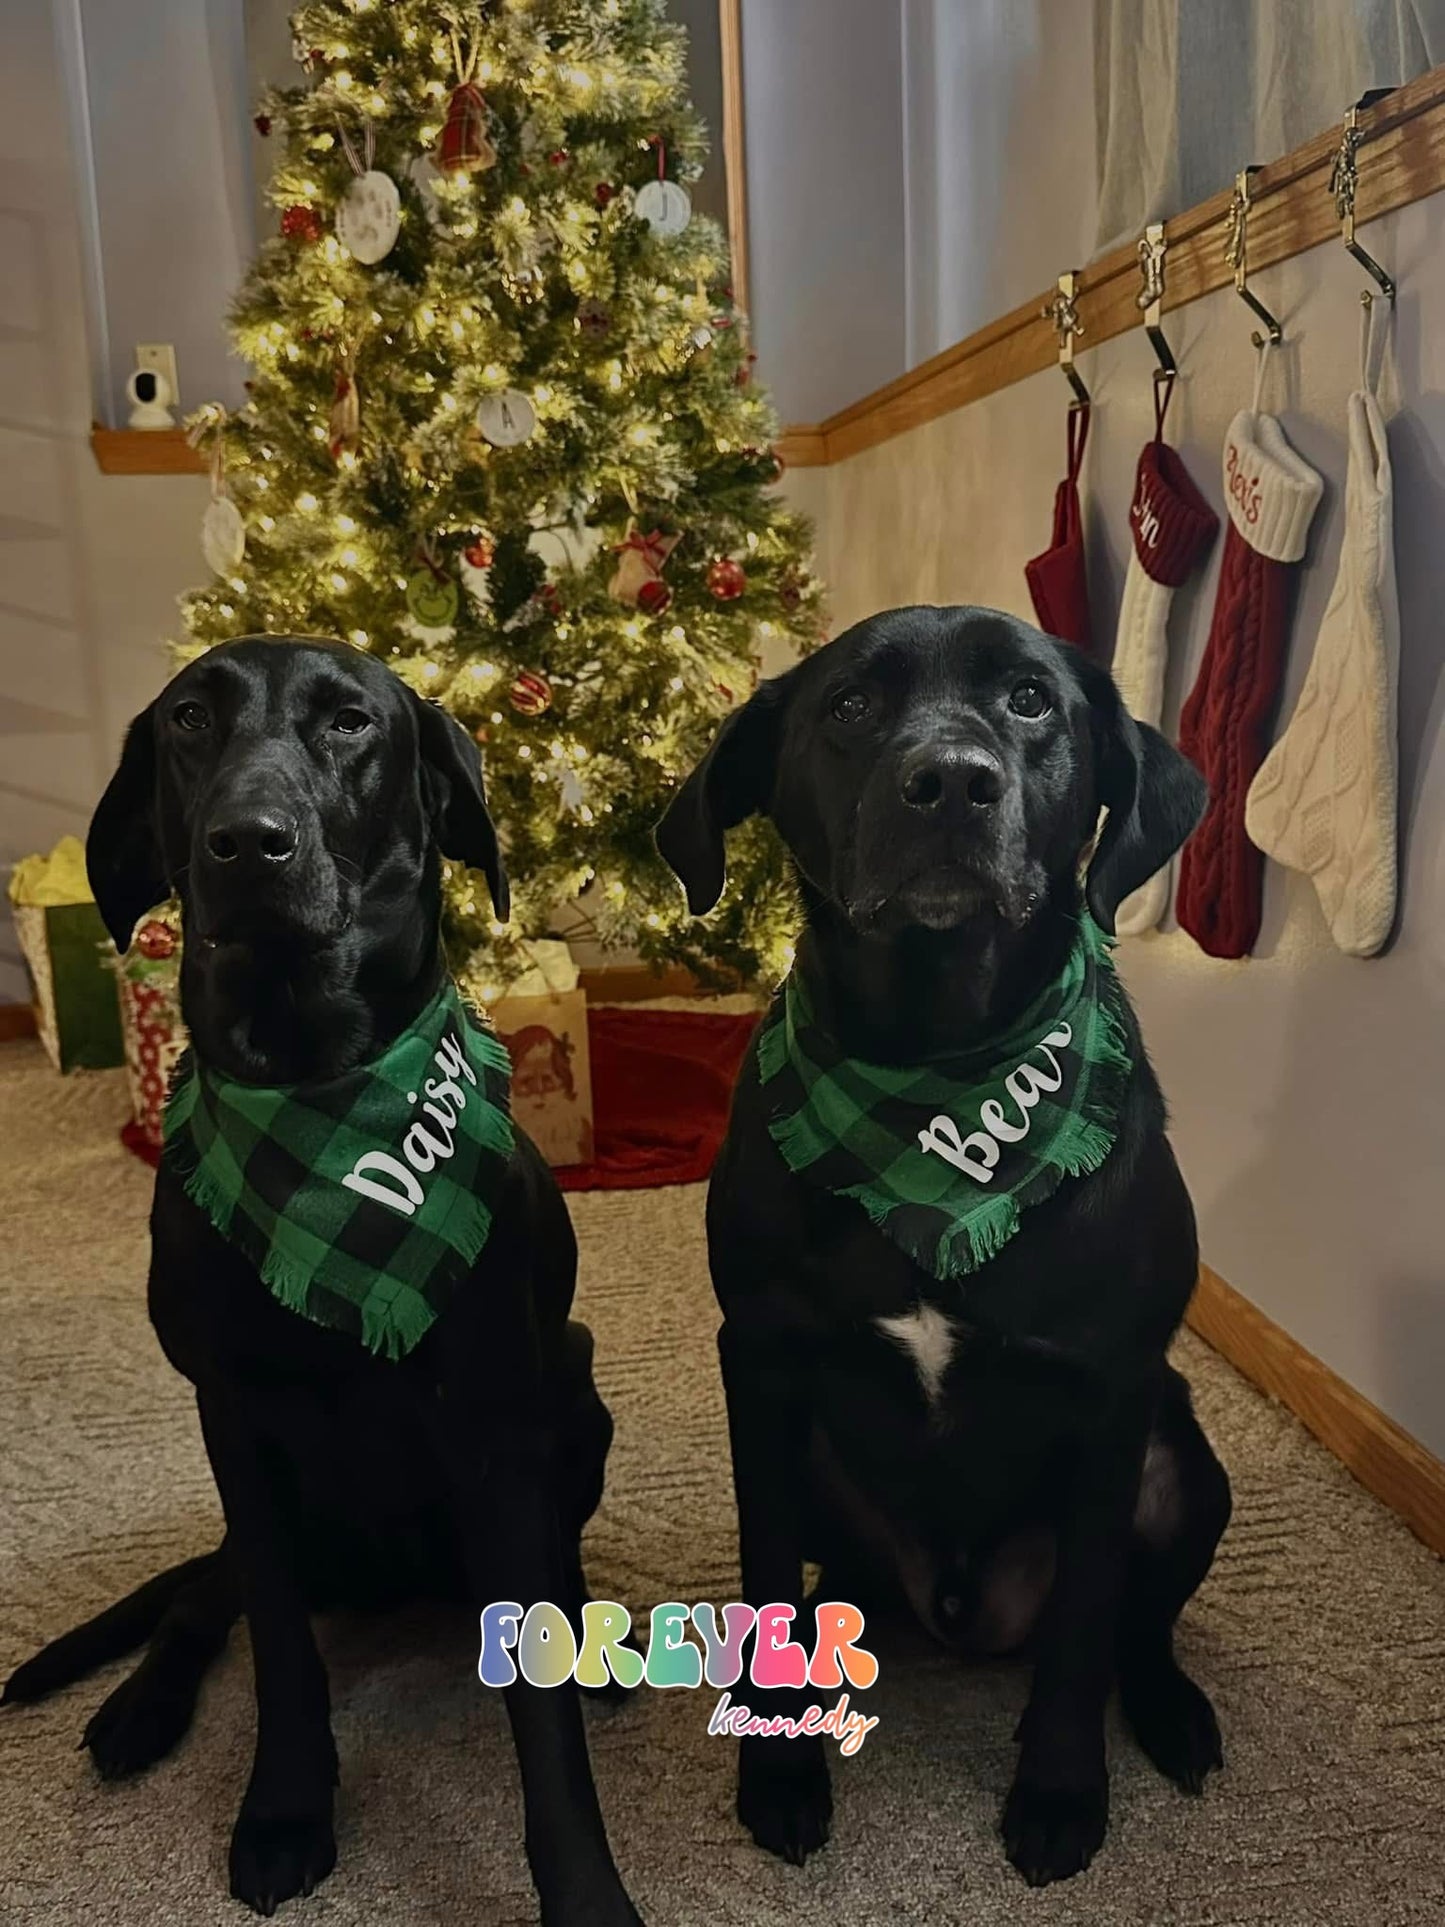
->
[737, 1737, 832, 1865]
[83, 1665, 197, 1778]
[229, 1799, 336, 1916]
[1000, 1769, 1108, 1888]
[539, 1884, 645, 1927]
[1123, 1660, 1223, 1794]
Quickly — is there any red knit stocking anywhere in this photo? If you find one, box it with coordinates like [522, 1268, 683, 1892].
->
[1176, 406, 1323, 957]
[1026, 403, 1094, 654]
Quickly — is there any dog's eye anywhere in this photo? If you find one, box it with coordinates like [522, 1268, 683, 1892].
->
[1008, 681, 1052, 719]
[332, 708, 371, 734]
[831, 687, 871, 725]
[173, 701, 210, 731]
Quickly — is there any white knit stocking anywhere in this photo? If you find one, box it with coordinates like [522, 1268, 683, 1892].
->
[1244, 312, 1399, 956]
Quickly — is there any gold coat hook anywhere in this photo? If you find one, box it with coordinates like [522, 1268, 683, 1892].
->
[1330, 89, 1396, 306]
[1224, 167, 1283, 347]
[1137, 223, 1177, 382]
[1041, 270, 1090, 408]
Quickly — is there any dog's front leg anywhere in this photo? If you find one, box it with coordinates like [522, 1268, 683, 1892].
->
[197, 1390, 338, 1914]
[439, 1402, 643, 1927]
[718, 1318, 833, 1866]
[1001, 1392, 1152, 1888]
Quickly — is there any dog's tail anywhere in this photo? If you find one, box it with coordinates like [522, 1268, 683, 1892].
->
[2, 1548, 225, 1705]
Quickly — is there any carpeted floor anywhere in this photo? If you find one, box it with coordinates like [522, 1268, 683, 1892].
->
[1, 1038, 1442, 1927]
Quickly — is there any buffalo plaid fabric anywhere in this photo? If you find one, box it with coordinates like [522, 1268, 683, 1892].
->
[163, 981, 513, 1359]
[755, 915, 1132, 1280]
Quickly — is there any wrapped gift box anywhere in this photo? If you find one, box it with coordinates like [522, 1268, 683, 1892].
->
[8, 836, 124, 1072]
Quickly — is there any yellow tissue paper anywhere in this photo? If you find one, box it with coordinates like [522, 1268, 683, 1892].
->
[9, 834, 94, 907]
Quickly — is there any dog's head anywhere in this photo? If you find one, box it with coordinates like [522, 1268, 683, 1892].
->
[656, 605, 1205, 939]
[87, 637, 508, 957]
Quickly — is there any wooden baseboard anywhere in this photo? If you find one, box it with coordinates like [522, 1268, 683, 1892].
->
[0, 1002, 37, 1042]
[1188, 1264, 1445, 1559]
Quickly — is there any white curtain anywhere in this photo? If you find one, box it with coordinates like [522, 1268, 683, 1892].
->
[900, 0, 1098, 367]
[1094, 0, 1445, 250]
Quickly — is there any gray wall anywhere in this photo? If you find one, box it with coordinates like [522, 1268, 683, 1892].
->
[812, 213, 1445, 1461]
[740, 0, 909, 423]
[79, 0, 256, 420]
[0, 0, 208, 1001]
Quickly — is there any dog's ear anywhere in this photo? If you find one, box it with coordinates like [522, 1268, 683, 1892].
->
[655, 678, 789, 915]
[86, 703, 168, 952]
[414, 695, 509, 922]
[1083, 668, 1207, 934]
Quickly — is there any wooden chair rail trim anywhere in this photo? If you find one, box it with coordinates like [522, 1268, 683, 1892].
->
[1188, 1264, 1445, 1560]
[779, 65, 1445, 468]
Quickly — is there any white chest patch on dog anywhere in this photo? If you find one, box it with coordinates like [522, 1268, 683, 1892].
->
[874, 1304, 959, 1404]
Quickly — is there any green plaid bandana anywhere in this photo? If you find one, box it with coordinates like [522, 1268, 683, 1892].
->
[755, 916, 1131, 1280]
[163, 981, 514, 1359]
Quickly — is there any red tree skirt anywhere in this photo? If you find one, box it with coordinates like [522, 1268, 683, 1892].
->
[557, 1006, 757, 1191]
[121, 1006, 759, 1192]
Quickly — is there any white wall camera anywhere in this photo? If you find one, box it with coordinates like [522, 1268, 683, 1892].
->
[126, 364, 177, 430]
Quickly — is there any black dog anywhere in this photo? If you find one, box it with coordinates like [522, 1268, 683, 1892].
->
[5, 638, 642, 1927]
[657, 605, 1231, 1888]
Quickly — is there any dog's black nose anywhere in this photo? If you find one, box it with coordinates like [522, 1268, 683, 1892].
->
[899, 745, 1004, 812]
[205, 809, 299, 868]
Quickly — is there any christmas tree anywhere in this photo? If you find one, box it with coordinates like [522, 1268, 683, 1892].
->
[184, 0, 821, 999]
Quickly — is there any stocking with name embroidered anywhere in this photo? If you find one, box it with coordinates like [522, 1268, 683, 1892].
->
[1175, 392, 1323, 958]
[1110, 379, 1219, 936]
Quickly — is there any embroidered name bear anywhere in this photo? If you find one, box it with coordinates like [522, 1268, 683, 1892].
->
[916, 1023, 1074, 1183]
[340, 1030, 479, 1216]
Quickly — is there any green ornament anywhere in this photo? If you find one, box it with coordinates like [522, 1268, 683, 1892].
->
[406, 568, 460, 629]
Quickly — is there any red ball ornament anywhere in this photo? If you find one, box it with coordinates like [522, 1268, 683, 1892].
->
[706, 556, 747, 601]
[281, 203, 322, 243]
[464, 536, 495, 569]
[594, 181, 615, 208]
[509, 669, 554, 717]
[135, 918, 177, 961]
[637, 577, 673, 617]
[548, 149, 570, 167]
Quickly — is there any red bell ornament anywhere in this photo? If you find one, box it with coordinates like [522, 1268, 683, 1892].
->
[637, 578, 673, 617]
[437, 82, 497, 174]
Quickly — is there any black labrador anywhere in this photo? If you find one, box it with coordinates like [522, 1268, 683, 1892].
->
[656, 605, 1231, 1889]
[5, 637, 642, 1927]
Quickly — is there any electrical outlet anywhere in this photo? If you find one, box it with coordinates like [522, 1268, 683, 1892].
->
[135, 344, 180, 411]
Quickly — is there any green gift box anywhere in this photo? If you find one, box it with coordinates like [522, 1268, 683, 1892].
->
[9, 837, 125, 1073]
